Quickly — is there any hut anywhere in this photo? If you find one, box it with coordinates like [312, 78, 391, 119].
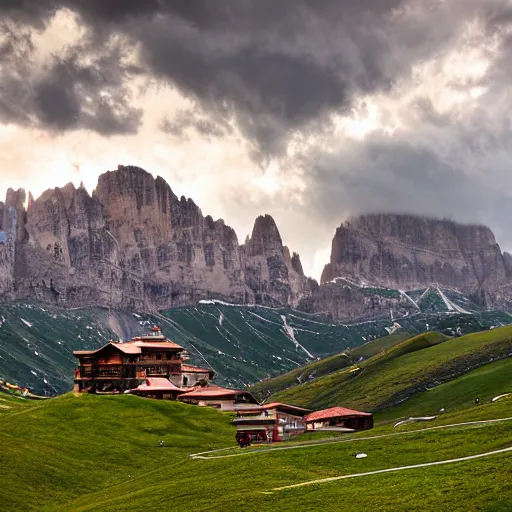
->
[180, 364, 215, 388]
[305, 406, 373, 432]
[232, 402, 311, 444]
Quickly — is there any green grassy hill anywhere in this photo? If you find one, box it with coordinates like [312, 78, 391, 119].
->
[0, 394, 234, 511]
[269, 326, 512, 411]
[0, 388, 511, 511]
[249, 331, 413, 400]
[377, 357, 512, 422]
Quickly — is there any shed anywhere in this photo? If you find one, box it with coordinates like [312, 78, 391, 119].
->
[305, 406, 373, 432]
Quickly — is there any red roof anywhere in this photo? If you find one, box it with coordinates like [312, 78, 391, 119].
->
[178, 385, 258, 403]
[73, 339, 183, 357]
[181, 364, 213, 374]
[131, 341, 183, 349]
[305, 406, 372, 422]
[136, 378, 184, 393]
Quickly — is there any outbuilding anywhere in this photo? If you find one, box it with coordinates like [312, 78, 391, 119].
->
[232, 402, 311, 444]
[305, 406, 373, 432]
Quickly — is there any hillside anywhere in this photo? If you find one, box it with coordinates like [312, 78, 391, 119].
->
[269, 326, 512, 410]
[377, 357, 512, 422]
[249, 331, 413, 400]
[0, 388, 511, 511]
[1, 300, 509, 395]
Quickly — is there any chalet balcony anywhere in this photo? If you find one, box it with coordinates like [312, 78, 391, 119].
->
[76, 366, 136, 379]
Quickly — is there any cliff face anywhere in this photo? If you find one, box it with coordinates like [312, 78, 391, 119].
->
[0, 188, 26, 295]
[241, 215, 317, 307]
[308, 214, 512, 320]
[0, 166, 314, 310]
[321, 214, 508, 295]
[3, 173, 512, 318]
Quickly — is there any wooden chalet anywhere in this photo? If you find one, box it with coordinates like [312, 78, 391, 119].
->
[178, 384, 259, 411]
[73, 326, 214, 394]
[232, 402, 311, 443]
[305, 406, 373, 432]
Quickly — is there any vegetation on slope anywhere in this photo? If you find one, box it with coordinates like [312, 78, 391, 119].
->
[0, 394, 234, 511]
[377, 357, 512, 422]
[0, 392, 510, 511]
[270, 326, 512, 411]
[1, 326, 512, 512]
[249, 331, 412, 400]
[0, 302, 396, 394]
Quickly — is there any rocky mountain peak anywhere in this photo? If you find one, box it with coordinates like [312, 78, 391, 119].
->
[0, 166, 314, 311]
[291, 252, 304, 276]
[245, 214, 283, 256]
[321, 213, 508, 296]
[242, 214, 314, 307]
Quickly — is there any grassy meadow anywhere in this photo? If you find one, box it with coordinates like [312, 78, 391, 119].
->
[269, 326, 512, 410]
[1, 325, 511, 511]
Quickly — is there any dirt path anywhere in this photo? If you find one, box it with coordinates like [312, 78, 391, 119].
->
[268, 445, 512, 492]
[189, 416, 512, 460]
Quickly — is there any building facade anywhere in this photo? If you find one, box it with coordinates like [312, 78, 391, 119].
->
[231, 402, 311, 443]
[305, 406, 373, 432]
[73, 326, 214, 394]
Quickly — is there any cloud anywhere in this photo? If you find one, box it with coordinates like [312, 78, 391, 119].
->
[160, 108, 230, 140]
[0, 15, 143, 135]
[0, 0, 409, 151]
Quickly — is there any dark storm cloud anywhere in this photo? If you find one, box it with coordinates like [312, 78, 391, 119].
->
[0, 16, 142, 135]
[34, 47, 143, 135]
[160, 109, 230, 140]
[3, 0, 512, 150]
[0, 0, 408, 148]
[0, 25, 35, 125]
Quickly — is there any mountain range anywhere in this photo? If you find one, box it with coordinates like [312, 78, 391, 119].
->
[2, 165, 512, 322]
[2, 165, 512, 393]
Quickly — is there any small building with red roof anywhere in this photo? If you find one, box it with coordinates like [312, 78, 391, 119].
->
[305, 406, 373, 432]
[231, 402, 311, 444]
[180, 364, 215, 387]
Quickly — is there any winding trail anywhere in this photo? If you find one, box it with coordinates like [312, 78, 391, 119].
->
[268, 445, 512, 492]
[189, 416, 512, 460]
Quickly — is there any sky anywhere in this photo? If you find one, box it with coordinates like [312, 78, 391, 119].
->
[1, 1, 512, 281]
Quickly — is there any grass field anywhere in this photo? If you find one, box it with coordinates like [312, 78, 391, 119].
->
[249, 331, 413, 400]
[270, 326, 512, 410]
[1, 323, 512, 511]
[376, 357, 512, 422]
[0, 392, 510, 511]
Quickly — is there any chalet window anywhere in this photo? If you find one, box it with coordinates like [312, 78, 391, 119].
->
[156, 353, 162, 360]
[183, 376, 188, 386]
